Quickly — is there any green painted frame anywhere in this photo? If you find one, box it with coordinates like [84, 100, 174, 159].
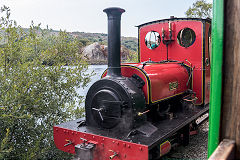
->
[207, 0, 224, 157]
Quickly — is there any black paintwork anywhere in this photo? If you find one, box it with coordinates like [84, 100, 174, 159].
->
[103, 7, 125, 77]
[85, 77, 146, 130]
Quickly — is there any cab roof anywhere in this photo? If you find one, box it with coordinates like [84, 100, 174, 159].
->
[136, 17, 211, 28]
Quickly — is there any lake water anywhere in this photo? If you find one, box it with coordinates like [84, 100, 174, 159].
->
[76, 65, 107, 106]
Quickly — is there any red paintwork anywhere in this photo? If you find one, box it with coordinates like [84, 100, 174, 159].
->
[139, 20, 205, 104]
[102, 63, 189, 104]
[134, 63, 189, 103]
[160, 141, 171, 157]
[53, 126, 148, 160]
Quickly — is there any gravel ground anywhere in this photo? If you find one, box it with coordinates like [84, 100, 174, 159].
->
[163, 121, 209, 160]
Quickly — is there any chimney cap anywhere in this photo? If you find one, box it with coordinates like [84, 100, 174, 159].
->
[103, 7, 125, 14]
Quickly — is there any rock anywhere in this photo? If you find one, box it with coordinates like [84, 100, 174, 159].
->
[82, 42, 130, 63]
[82, 42, 107, 61]
[121, 45, 130, 60]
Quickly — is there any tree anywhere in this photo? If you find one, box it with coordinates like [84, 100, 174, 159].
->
[0, 5, 91, 159]
[185, 0, 212, 19]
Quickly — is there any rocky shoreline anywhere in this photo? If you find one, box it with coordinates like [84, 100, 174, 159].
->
[82, 42, 130, 63]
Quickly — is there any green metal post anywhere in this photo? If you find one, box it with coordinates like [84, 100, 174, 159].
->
[207, 0, 224, 157]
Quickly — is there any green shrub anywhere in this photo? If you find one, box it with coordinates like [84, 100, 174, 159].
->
[0, 5, 91, 159]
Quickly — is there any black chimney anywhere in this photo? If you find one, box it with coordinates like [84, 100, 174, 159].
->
[103, 7, 125, 77]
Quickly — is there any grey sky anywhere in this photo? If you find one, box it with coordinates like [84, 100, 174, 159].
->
[1, 0, 212, 37]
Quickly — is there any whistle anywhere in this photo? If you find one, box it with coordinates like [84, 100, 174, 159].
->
[169, 22, 172, 32]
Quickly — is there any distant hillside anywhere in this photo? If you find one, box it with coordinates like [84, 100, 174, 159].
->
[1, 28, 138, 52]
[70, 31, 138, 52]
[0, 28, 138, 64]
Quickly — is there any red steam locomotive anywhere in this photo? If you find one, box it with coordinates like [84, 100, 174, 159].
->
[54, 7, 210, 160]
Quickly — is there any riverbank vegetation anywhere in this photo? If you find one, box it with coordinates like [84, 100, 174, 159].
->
[0, 6, 91, 159]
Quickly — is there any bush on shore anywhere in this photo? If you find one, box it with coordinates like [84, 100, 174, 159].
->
[0, 5, 91, 159]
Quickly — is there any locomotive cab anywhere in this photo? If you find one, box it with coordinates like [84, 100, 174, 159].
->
[137, 17, 211, 106]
